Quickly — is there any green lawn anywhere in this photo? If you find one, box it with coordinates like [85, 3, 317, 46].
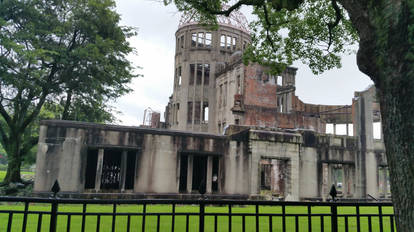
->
[0, 203, 395, 232]
[0, 170, 35, 182]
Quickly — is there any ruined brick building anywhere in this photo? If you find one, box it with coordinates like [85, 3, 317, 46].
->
[34, 10, 389, 201]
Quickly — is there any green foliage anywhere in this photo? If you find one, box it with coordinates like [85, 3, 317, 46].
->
[0, 0, 138, 183]
[168, 0, 357, 74]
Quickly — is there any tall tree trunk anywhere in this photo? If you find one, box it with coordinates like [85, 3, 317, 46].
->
[3, 134, 22, 183]
[339, 0, 414, 230]
[377, 65, 414, 231]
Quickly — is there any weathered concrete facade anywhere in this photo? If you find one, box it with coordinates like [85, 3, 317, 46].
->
[34, 12, 390, 201]
[34, 110, 388, 200]
[165, 20, 251, 133]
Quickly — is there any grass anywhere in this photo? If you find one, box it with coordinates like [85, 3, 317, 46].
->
[0, 203, 396, 232]
[0, 170, 35, 182]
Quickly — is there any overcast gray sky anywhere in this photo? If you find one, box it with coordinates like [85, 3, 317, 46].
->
[112, 0, 374, 126]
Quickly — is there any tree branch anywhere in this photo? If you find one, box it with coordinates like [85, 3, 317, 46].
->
[21, 136, 38, 158]
[0, 121, 9, 146]
[327, 0, 343, 51]
[262, 3, 278, 54]
[190, 0, 264, 16]
[0, 101, 12, 126]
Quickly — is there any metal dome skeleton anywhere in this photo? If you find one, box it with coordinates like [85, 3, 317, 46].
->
[178, 5, 250, 33]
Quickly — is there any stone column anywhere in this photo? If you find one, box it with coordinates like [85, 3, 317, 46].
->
[120, 151, 128, 191]
[186, 156, 193, 193]
[206, 156, 213, 194]
[95, 148, 104, 192]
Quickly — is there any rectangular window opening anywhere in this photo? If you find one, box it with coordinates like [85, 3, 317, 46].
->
[189, 64, 195, 85]
[326, 123, 334, 134]
[179, 155, 188, 193]
[373, 122, 382, 139]
[84, 149, 98, 189]
[196, 64, 203, 85]
[187, 102, 193, 123]
[191, 33, 197, 47]
[125, 151, 137, 190]
[194, 101, 201, 124]
[180, 35, 184, 48]
[203, 103, 209, 123]
[101, 149, 122, 190]
[203, 64, 210, 85]
[197, 32, 204, 48]
[336, 124, 347, 135]
[205, 32, 212, 47]
[226, 35, 232, 49]
[192, 156, 208, 192]
[220, 35, 226, 48]
[178, 66, 182, 86]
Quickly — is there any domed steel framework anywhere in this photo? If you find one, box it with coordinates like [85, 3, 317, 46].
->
[178, 5, 249, 33]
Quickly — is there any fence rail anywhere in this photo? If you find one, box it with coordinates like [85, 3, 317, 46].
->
[0, 196, 395, 232]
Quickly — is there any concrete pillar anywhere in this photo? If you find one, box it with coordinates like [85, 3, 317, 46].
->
[206, 156, 213, 194]
[120, 150, 128, 191]
[321, 163, 328, 201]
[346, 124, 349, 136]
[186, 156, 193, 193]
[353, 86, 378, 198]
[95, 148, 104, 192]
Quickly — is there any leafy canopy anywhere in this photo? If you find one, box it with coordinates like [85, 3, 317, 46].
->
[0, 0, 139, 182]
[166, 0, 358, 74]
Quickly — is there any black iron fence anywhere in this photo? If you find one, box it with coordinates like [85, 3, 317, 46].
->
[0, 196, 395, 232]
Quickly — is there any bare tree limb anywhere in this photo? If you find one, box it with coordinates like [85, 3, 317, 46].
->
[327, 0, 343, 51]
[189, 0, 265, 16]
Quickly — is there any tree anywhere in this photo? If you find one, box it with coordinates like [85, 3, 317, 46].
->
[166, 0, 414, 230]
[0, 0, 138, 184]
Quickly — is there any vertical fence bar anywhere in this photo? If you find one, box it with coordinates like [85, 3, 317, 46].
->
[171, 204, 176, 232]
[50, 200, 58, 232]
[269, 216, 273, 232]
[66, 215, 71, 232]
[199, 201, 205, 232]
[228, 204, 232, 232]
[345, 216, 349, 232]
[112, 204, 116, 232]
[378, 205, 383, 232]
[307, 205, 312, 232]
[127, 215, 131, 232]
[295, 216, 299, 232]
[185, 215, 189, 232]
[7, 212, 13, 232]
[331, 204, 338, 232]
[242, 216, 246, 232]
[390, 216, 394, 232]
[282, 205, 286, 232]
[22, 201, 29, 232]
[214, 215, 218, 232]
[321, 216, 324, 232]
[142, 203, 147, 232]
[37, 214, 43, 232]
[356, 206, 360, 232]
[156, 215, 160, 232]
[81, 203, 86, 232]
[96, 215, 100, 232]
[368, 216, 372, 232]
[255, 204, 259, 232]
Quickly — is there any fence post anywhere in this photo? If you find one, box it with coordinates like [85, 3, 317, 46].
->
[50, 199, 58, 232]
[199, 201, 205, 232]
[331, 204, 338, 232]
